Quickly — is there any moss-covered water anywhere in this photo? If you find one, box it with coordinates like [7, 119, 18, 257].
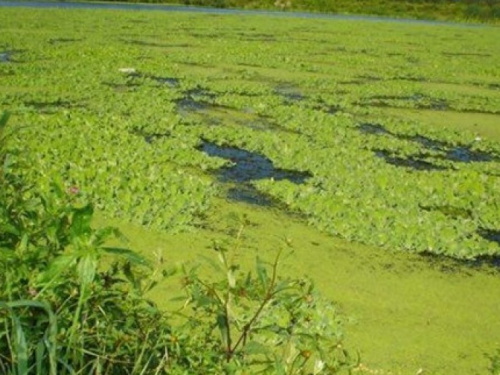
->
[99, 197, 500, 374]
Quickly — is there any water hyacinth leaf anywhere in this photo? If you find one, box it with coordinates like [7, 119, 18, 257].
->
[69, 204, 94, 238]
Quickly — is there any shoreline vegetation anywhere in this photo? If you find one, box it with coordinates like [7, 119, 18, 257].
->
[69, 0, 500, 23]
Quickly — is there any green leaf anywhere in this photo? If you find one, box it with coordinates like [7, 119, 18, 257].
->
[103, 247, 151, 267]
[244, 341, 269, 355]
[77, 254, 97, 286]
[39, 255, 76, 284]
[70, 204, 94, 238]
[13, 313, 28, 375]
[0, 111, 9, 130]
[256, 256, 268, 290]
[216, 313, 229, 348]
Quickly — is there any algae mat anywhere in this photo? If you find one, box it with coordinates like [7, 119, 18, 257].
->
[102, 197, 500, 375]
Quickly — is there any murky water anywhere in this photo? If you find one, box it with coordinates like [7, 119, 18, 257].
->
[374, 149, 446, 171]
[198, 140, 311, 205]
[0, 52, 9, 62]
[360, 123, 499, 168]
[176, 87, 216, 115]
[274, 83, 304, 103]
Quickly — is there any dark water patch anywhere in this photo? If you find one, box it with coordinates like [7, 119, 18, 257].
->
[0, 52, 10, 62]
[404, 135, 498, 163]
[226, 186, 276, 206]
[118, 69, 181, 88]
[176, 98, 209, 113]
[274, 84, 304, 103]
[188, 32, 221, 39]
[361, 125, 499, 164]
[366, 94, 448, 110]
[374, 150, 447, 171]
[24, 99, 85, 113]
[147, 76, 180, 87]
[420, 205, 472, 219]
[198, 140, 311, 206]
[338, 79, 365, 85]
[358, 123, 390, 135]
[176, 87, 217, 114]
[130, 128, 171, 144]
[313, 99, 340, 114]
[184, 87, 217, 101]
[358, 75, 382, 82]
[48, 38, 81, 44]
[418, 250, 500, 274]
[198, 140, 312, 183]
[446, 147, 494, 162]
[393, 75, 425, 82]
[478, 228, 500, 247]
[409, 135, 442, 150]
[0, 49, 25, 63]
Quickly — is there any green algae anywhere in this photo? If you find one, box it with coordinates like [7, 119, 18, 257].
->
[96, 197, 500, 374]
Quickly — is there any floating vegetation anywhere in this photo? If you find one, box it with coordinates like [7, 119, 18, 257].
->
[2, 6, 500, 260]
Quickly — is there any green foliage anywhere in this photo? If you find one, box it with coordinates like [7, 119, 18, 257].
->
[174, 218, 356, 374]
[489, 349, 500, 375]
[0, 112, 172, 374]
